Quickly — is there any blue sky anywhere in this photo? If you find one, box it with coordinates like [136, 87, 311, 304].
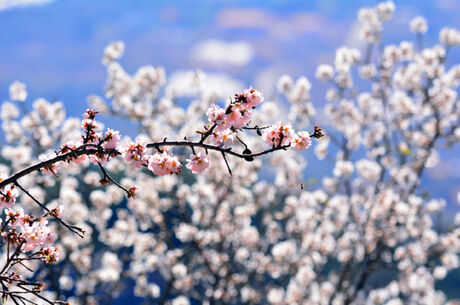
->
[2, 0, 460, 112]
[1, 0, 460, 208]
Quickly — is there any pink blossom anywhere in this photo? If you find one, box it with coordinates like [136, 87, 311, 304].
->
[148, 153, 168, 175]
[292, 131, 312, 150]
[235, 88, 264, 110]
[22, 219, 56, 252]
[102, 129, 121, 149]
[209, 130, 236, 148]
[186, 152, 210, 174]
[206, 104, 227, 130]
[244, 88, 264, 108]
[148, 151, 182, 176]
[204, 88, 262, 132]
[226, 106, 252, 130]
[229, 109, 252, 130]
[262, 122, 295, 147]
[225, 104, 243, 127]
[123, 142, 148, 168]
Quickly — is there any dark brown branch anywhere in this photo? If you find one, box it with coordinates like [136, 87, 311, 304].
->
[0, 139, 291, 191]
[0, 148, 117, 189]
[146, 140, 290, 159]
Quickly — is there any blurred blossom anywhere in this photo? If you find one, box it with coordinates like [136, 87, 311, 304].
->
[9, 81, 27, 102]
[440, 27, 460, 46]
[102, 41, 125, 66]
[410, 16, 428, 33]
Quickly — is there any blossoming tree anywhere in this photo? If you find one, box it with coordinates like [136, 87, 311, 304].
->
[1, 45, 320, 304]
[1, 1, 460, 305]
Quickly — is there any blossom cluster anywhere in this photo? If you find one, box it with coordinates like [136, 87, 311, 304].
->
[262, 122, 312, 150]
[3, 207, 59, 262]
[358, 1, 395, 43]
[185, 152, 210, 174]
[205, 88, 263, 143]
[81, 86, 313, 177]
[148, 149, 182, 176]
[122, 142, 148, 168]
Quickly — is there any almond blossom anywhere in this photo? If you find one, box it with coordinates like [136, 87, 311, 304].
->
[123, 141, 148, 168]
[262, 122, 295, 147]
[148, 151, 182, 176]
[186, 152, 210, 174]
[206, 104, 227, 128]
[209, 129, 236, 147]
[292, 131, 312, 150]
[236, 87, 264, 109]
[101, 128, 121, 149]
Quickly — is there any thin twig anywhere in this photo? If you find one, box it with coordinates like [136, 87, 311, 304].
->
[14, 182, 84, 238]
[221, 152, 232, 175]
[97, 162, 130, 194]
